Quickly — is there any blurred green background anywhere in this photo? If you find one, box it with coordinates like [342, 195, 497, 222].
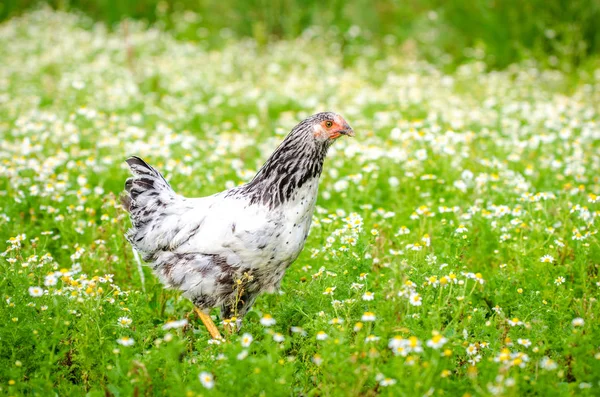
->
[1, 0, 599, 70]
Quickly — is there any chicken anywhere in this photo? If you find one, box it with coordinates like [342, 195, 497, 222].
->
[121, 112, 354, 338]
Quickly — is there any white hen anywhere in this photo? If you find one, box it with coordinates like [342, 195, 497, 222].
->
[122, 112, 354, 338]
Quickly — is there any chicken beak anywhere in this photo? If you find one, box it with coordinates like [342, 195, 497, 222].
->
[340, 125, 355, 137]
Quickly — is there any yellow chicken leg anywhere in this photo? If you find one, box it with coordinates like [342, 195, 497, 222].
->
[194, 308, 223, 340]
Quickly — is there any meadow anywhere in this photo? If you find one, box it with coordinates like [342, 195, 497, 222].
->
[1, 8, 600, 396]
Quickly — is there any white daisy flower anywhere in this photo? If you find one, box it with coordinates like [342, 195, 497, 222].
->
[117, 317, 132, 328]
[273, 333, 285, 342]
[362, 291, 374, 301]
[116, 337, 134, 346]
[162, 319, 188, 330]
[28, 286, 44, 297]
[540, 255, 554, 263]
[409, 292, 422, 306]
[361, 312, 376, 322]
[199, 371, 214, 389]
[240, 333, 253, 347]
[260, 314, 276, 326]
[426, 334, 447, 349]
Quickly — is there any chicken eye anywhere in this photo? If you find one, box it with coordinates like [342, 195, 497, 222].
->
[325, 121, 333, 128]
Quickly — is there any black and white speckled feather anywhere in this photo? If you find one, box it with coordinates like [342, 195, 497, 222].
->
[122, 112, 353, 322]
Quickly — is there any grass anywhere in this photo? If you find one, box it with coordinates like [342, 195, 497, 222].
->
[1, 8, 600, 396]
[1, 0, 599, 69]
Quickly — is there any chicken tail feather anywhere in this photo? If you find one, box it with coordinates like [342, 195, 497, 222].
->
[122, 156, 181, 258]
[123, 156, 173, 208]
